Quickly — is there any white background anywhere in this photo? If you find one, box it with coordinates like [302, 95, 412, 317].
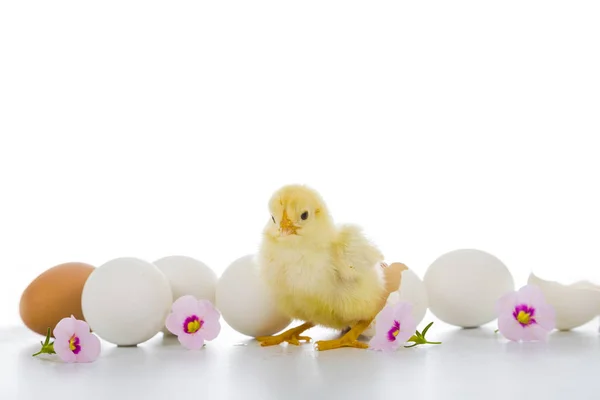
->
[1, 0, 599, 328]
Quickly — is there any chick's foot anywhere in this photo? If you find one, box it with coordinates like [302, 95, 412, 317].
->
[314, 319, 372, 351]
[256, 322, 314, 347]
[314, 338, 369, 351]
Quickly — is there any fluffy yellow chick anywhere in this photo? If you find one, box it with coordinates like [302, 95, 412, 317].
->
[256, 184, 396, 351]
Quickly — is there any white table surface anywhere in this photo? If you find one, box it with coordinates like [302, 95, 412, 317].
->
[1, 318, 599, 400]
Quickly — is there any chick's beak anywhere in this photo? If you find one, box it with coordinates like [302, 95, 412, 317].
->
[279, 211, 298, 236]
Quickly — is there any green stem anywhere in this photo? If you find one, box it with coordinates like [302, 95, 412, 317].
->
[404, 322, 442, 348]
[32, 327, 56, 357]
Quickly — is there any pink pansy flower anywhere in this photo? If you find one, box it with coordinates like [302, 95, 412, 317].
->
[369, 301, 417, 352]
[32, 315, 101, 363]
[165, 295, 221, 350]
[496, 284, 556, 342]
[53, 315, 101, 362]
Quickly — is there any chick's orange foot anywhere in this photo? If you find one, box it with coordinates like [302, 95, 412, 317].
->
[256, 322, 314, 347]
[256, 333, 312, 347]
[314, 338, 369, 351]
[314, 319, 373, 351]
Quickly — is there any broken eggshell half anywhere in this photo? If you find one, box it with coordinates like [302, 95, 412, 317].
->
[527, 272, 600, 331]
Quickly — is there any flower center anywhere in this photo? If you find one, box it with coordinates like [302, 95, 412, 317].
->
[69, 335, 81, 354]
[516, 311, 530, 325]
[387, 320, 401, 342]
[183, 315, 203, 334]
[513, 304, 536, 327]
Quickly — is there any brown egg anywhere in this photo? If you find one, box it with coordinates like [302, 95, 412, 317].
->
[20, 262, 95, 337]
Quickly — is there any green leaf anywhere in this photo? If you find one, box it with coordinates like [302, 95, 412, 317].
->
[407, 334, 419, 343]
[421, 321, 433, 337]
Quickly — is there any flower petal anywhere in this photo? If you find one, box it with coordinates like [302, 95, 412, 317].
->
[498, 314, 524, 342]
[533, 303, 556, 331]
[53, 315, 77, 339]
[516, 284, 546, 307]
[73, 319, 92, 338]
[369, 335, 397, 352]
[171, 295, 201, 315]
[197, 300, 220, 324]
[178, 332, 205, 350]
[398, 318, 417, 343]
[374, 305, 396, 332]
[200, 320, 221, 341]
[76, 333, 101, 362]
[392, 302, 413, 321]
[495, 291, 518, 316]
[53, 336, 76, 363]
[522, 324, 550, 342]
[165, 312, 186, 336]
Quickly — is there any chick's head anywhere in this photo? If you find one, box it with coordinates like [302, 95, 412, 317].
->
[263, 184, 335, 244]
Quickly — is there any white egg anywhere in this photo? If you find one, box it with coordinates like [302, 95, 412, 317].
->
[216, 254, 290, 337]
[528, 273, 600, 330]
[81, 257, 173, 346]
[423, 249, 514, 328]
[153, 255, 218, 335]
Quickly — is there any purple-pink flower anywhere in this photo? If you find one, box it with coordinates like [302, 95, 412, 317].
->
[369, 301, 417, 352]
[496, 284, 556, 342]
[52, 315, 101, 363]
[165, 295, 221, 350]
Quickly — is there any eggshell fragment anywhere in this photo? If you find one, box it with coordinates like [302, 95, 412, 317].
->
[394, 268, 429, 326]
[363, 263, 428, 338]
[19, 262, 95, 336]
[528, 273, 600, 330]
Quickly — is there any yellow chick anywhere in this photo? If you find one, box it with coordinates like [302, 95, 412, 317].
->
[256, 184, 395, 351]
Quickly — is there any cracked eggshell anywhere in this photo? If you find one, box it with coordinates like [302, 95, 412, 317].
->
[362, 263, 428, 338]
[527, 273, 600, 331]
[395, 268, 429, 325]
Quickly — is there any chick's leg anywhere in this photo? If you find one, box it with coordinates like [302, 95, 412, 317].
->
[315, 319, 373, 351]
[256, 322, 314, 346]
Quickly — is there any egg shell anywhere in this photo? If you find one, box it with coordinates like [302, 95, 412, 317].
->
[528, 273, 600, 330]
[81, 257, 173, 346]
[395, 268, 429, 326]
[153, 255, 218, 335]
[362, 263, 428, 338]
[20, 262, 95, 337]
[216, 254, 291, 337]
[424, 249, 514, 328]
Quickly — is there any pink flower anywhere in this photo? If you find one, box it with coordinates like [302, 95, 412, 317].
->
[165, 295, 221, 350]
[496, 284, 556, 342]
[369, 302, 417, 352]
[52, 315, 101, 363]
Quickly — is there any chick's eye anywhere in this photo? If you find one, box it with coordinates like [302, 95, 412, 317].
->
[301, 211, 309, 220]
[272, 215, 276, 223]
